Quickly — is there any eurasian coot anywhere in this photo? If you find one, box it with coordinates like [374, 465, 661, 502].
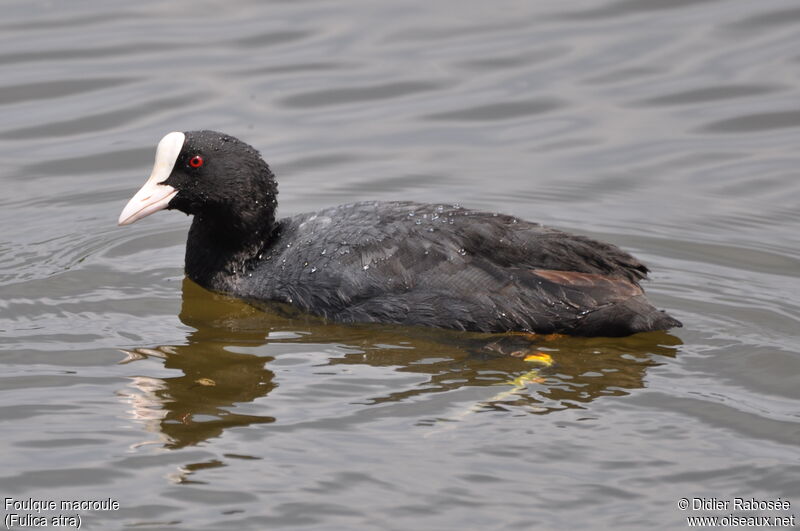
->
[119, 130, 681, 336]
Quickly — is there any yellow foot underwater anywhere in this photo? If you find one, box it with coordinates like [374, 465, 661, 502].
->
[425, 351, 555, 437]
[522, 351, 554, 366]
[499, 352, 554, 387]
[504, 370, 546, 388]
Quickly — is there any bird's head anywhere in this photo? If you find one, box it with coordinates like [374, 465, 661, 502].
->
[118, 130, 277, 235]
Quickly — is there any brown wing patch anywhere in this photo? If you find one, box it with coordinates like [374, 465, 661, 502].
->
[532, 269, 643, 299]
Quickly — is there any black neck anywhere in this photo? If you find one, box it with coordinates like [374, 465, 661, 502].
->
[184, 210, 277, 291]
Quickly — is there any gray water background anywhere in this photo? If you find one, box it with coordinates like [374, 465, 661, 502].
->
[1, 0, 799, 529]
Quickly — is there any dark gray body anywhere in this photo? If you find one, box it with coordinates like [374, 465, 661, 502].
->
[188, 200, 680, 336]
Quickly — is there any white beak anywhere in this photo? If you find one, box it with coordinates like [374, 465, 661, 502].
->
[118, 131, 185, 226]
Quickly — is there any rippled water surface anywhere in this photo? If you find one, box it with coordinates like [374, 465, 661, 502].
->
[2, 0, 799, 529]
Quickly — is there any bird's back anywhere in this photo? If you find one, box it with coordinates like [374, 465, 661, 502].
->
[230, 201, 679, 335]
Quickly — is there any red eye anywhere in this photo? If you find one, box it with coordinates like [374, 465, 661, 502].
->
[189, 155, 204, 168]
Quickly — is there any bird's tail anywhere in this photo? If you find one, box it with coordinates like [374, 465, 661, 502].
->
[573, 295, 682, 337]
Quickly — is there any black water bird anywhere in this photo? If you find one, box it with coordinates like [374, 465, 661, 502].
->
[119, 130, 682, 336]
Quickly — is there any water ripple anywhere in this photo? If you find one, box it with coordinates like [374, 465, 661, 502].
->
[424, 98, 564, 122]
[278, 81, 449, 108]
[698, 109, 800, 133]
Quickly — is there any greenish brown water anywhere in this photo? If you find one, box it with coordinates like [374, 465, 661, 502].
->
[1, 0, 799, 529]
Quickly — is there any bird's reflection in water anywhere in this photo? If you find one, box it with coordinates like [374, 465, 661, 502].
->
[120, 278, 682, 449]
